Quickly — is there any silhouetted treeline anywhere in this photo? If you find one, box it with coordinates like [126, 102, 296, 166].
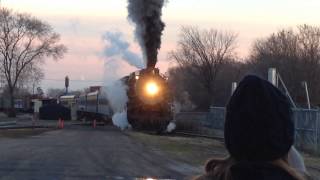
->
[169, 25, 320, 110]
[168, 60, 248, 110]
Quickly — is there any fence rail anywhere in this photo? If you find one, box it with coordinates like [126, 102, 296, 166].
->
[175, 107, 320, 154]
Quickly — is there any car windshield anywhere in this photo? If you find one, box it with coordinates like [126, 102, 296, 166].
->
[0, 1, 319, 180]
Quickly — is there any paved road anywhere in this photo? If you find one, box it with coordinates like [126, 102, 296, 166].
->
[0, 126, 199, 180]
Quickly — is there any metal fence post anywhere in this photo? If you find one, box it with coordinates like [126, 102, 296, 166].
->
[312, 111, 316, 153]
[293, 109, 298, 147]
[316, 110, 319, 153]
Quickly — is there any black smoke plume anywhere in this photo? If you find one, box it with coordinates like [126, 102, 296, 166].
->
[127, 0, 166, 68]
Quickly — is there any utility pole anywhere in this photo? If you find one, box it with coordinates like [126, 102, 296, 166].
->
[32, 83, 35, 95]
[302, 81, 311, 109]
[231, 82, 237, 95]
[268, 68, 278, 87]
[277, 73, 297, 108]
[268, 68, 297, 108]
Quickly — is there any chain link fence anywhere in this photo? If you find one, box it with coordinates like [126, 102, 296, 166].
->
[175, 107, 320, 154]
[292, 109, 320, 153]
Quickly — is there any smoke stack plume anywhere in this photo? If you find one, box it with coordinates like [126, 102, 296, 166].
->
[103, 31, 144, 69]
[127, 0, 166, 68]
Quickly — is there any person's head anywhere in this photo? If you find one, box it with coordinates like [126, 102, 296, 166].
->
[196, 75, 305, 180]
[224, 75, 294, 162]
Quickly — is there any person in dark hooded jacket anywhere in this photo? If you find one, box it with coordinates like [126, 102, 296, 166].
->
[195, 75, 308, 180]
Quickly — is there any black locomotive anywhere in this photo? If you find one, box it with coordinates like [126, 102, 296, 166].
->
[123, 67, 172, 133]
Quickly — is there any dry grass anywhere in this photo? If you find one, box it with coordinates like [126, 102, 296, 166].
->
[129, 131, 320, 178]
[0, 128, 51, 138]
[128, 131, 227, 166]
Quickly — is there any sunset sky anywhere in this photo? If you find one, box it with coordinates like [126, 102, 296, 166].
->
[3, 0, 320, 92]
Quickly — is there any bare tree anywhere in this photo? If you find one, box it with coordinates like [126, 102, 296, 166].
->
[168, 59, 248, 110]
[0, 8, 67, 117]
[170, 26, 237, 109]
[250, 24, 320, 106]
[46, 88, 65, 99]
[16, 64, 44, 94]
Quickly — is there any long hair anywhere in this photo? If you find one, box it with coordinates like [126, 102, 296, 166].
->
[271, 158, 306, 180]
[195, 156, 306, 180]
[204, 156, 235, 180]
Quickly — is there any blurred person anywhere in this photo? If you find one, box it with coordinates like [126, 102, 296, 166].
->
[195, 75, 309, 180]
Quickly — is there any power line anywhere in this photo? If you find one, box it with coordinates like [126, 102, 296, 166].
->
[43, 78, 104, 83]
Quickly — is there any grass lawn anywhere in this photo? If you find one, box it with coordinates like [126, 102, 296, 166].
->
[129, 131, 320, 179]
[128, 131, 227, 166]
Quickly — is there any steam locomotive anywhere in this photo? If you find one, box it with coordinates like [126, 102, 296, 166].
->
[123, 67, 172, 132]
[74, 67, 172, 132]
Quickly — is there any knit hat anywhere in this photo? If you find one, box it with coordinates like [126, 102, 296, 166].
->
[224, 75, 294, 161]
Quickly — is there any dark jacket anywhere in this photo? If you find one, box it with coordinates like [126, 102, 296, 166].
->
[196, 162, 297, 180]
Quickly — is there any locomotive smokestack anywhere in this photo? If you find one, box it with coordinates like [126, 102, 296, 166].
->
[127, 0, 166, 68]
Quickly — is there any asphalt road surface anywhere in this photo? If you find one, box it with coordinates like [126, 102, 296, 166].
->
[0, 126, 199, 180]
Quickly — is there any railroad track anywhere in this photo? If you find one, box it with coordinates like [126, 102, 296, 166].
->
[307, 165, 320, 172]
[137, 129, 224, 142]
[173, 131, 224, 141]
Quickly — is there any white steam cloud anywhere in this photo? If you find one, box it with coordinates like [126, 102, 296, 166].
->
[102, 31, 143, 130]
[103, 81, 128, 113]
[101, 80, 130, 130]
[103, 31, 144, 69]
[112, 111, 129, 130]
[166, 122, 176, 133]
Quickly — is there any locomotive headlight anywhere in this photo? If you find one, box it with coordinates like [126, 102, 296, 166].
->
[145, 81, 159, 96]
